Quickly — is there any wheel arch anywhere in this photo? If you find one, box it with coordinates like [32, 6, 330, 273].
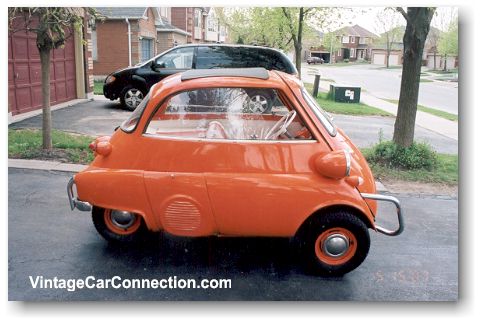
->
[295, 204, 375, 239]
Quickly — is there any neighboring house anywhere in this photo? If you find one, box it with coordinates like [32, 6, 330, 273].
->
[371, 42, 403, 66]
[172, 7, 227, 44]
[157, 11, 192, 53]
[92, 7, 161, 76]
[332, 24, 378, 62]
[8, 8, 94, 120]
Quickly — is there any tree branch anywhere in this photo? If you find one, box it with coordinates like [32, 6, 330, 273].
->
[396, 7, 408, 21]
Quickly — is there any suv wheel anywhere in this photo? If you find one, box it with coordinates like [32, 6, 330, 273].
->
[120, 86, 145, 111]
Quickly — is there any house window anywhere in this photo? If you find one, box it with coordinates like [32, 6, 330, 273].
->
[342, 36, 349, 44]
[337, 49, 342, 57]
[350, 36, 356, 43]
[350, 48, 355, 58]
[91, 29, 98, 61]
[141, 38, 153, 62]
[207, 17, 217, 32]
[359, 37, 366, 45]
[194, 9, 202, 28]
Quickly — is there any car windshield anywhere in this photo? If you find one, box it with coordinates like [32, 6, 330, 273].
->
[301, 88, 336, 136]
[120, 93, 150, 132]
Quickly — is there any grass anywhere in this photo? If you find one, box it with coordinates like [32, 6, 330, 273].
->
[361, 147, 458, 185]
[427, 68, 458, 74]
[304, 84, 392, 116]
[9, 129, 95, 164]
[420, 78, 434, 83]
[94, 80, 103, 95]
[385, 99, 458, 121]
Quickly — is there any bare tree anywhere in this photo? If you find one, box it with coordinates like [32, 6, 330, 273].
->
[8, 8, 97, 150]
[393, 7, 435, 147]
[374, 8, 403, 68]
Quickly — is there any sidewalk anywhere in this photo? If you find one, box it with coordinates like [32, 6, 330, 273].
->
[317, 80, 458, 141]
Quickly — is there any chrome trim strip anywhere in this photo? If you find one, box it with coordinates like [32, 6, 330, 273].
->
[344, 149, 351, 177]
[360, 193, 404, 236]
[67, 177, 92, 212]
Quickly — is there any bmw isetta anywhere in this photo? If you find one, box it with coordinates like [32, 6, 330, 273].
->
[68, 68, 403, 276]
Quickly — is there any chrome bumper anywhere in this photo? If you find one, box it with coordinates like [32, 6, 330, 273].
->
[360, 193, 404, 236]
[67, 177, 92, 212]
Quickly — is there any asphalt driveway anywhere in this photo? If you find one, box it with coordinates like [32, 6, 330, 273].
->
[8, 168, 458, 301]
[9, 98, 458, 154]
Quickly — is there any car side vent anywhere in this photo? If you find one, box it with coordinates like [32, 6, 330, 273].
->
[164, 199, 201, 232]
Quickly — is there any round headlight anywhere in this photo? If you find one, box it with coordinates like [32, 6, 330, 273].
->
[105, 75, 116, 84]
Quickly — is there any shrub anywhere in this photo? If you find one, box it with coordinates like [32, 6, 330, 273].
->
[365, 141, 438, 170]
[343, 59, 350, 63]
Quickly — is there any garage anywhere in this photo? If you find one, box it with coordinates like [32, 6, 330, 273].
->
[372, 53, 385, 65]
[388, 54, 400, 66]
[8, 21, 78, 116]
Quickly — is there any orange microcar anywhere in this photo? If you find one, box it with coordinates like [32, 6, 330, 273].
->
[68, 68, 403, 276]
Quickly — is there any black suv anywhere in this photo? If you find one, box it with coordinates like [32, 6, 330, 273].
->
[103, 44, 297, 110]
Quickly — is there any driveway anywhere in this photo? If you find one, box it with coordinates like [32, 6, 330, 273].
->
[8, 168, 458, 301]
[301, 64, 458, 115]
[9, 98, 458, 154]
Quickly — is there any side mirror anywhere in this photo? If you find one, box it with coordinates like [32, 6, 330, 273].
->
[152, 61, 165, 70]
[314, 150, 350, 179]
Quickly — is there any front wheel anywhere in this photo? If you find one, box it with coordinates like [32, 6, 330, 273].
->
[297, 211, 370, 276]
[92, 206, 148, 244]
[120, 86, 145, 111]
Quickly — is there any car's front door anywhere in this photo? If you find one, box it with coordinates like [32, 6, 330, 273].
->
[140, 47, 195, 89]
[142, 86, 330, 237]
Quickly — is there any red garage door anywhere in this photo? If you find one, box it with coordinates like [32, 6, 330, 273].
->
[8, 24, 77, 116]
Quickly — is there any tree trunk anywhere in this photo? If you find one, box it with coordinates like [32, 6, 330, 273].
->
[443, 54, 447, 71]
[433, 51, 437, 70]
[386, 50, 390, 68]
[393, 8, 434, 147]
[40, 49, 52, 150]
[295, 8, 304, 78]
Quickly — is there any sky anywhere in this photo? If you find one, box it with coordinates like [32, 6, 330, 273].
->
[337, 7, 458, 34]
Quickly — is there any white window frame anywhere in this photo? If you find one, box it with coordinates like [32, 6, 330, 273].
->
[359, 37, 366, 45]
[350, 36, 356, 43]
[342, 36, 349, 44]
[91, 29, 98, 61]
[350, 48, 355, 58]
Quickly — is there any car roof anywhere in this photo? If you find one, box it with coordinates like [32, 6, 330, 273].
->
[172, 43, 285, 53]
[181, 68, 269, 81]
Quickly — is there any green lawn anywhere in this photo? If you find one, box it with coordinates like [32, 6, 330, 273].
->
[420, 78, 434, 83]
[361, 148, 458, 185]
[9, 129, 95, 164]
[94, 80, 103, 95]
[427, 68, 458, 74]
[385, 99, 458, 121]
[304, 84, 392, 116]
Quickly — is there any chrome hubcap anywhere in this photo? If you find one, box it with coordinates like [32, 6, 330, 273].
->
[248, 95, 268, 113]
[110, 210, 136, 229]
[323, 233, 349, 257]
[124, 89, 144, 108]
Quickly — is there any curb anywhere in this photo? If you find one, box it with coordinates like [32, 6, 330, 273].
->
[8, 158, 388, 192]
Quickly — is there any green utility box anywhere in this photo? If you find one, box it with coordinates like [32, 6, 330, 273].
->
[329, 84, 361, 103]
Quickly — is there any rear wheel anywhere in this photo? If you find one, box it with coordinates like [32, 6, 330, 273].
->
[120, 85, 145, 111]
[245, 90, 274, 114]
[297, 211, 370, 276]
[92, 206, 147, 244]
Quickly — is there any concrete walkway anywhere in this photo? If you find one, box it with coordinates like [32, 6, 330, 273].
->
[316, 79, 458, 141]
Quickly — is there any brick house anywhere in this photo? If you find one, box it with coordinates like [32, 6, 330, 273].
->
[332, 25, 378, 62]
[92, 7, 161, 76]
[172, 7, 227, 44]
[157, 8, 192, 53]
[8, 8, 94, 120]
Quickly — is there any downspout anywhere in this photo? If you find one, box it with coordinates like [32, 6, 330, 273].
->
[125, 18, 132, 66]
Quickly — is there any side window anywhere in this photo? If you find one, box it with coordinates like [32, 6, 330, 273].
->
[145, 88, 313, 141]
[155, 47, 194, 69]
[195, 47, 240, 69]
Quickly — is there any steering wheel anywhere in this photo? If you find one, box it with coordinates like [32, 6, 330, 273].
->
[265, 110, 297, 140]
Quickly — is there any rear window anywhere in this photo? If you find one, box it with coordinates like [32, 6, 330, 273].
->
[195, 46, 295, 74]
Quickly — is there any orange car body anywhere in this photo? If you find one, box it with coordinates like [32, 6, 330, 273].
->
[75, 71, 378, 236]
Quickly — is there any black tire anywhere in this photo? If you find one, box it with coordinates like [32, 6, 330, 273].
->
[245, 89, 274, 114]
[296, 211, 370, 276]
[92, 206, 148, 244]
[120, 85, 145, 111]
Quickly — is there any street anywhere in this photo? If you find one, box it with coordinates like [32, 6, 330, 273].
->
[10, 98, 458, 154]
[8, 168, 458, 301]
[301, 64, 458, 115]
